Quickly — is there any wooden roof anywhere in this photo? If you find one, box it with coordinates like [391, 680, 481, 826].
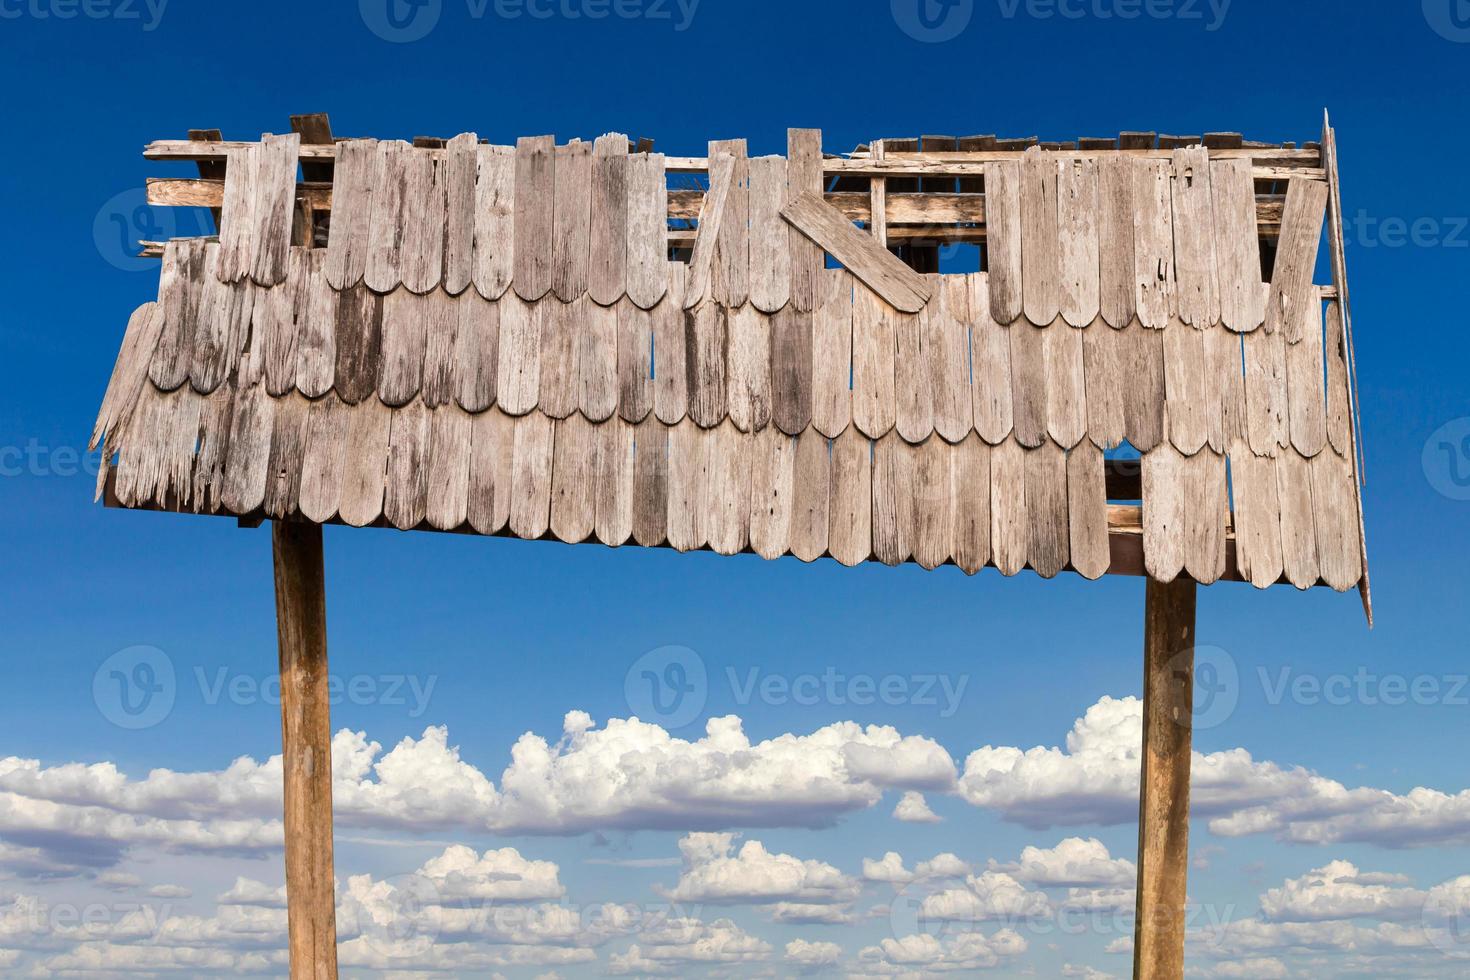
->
[93, 125, 1369, 607]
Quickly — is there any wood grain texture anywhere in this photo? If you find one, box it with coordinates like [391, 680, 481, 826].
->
[655, 263, 689, 423]
[812, 268, 854, 438]
[467, 406, 515, 535]
[590, 133, 630, 306]
[1009, 319, 1047, 448]
[295, 251, 338, 399]
[473, 145, 516, 300]
[786, 128, 824, 313]
[442, 133, 479, 296]
[151, 238, 208, 392]
[1120, 320, 1166, 451]
[379, 289, 428, 407]
[686, 302, 729, 429]
[338, 397, 391, 527]
[452, 289, 498, 412]
[220, 376, 276, 515]
[384, 401, 431, 530]
[1211, 158, 1265, 332]
[950, 432, 991, 574]
[1082, 317, 1125, 450]
[298, 395, 350, 524]
[828, 426, 872, 566]
[190, 263, 256, 395]
[1133, 158, 1176, 329]
[1310, 446, 1362, 591]
[632, 417, 670, 546]
[579, 297, 619, 422]
[852, 286, 897, 439]
[782, 194, 930, 314]
[1142, 443, 1185, 582]
[970, 274, 1014, 445]
[986, 160, 1024, 324]
[1163, 317, 1209, 456]
[685, 153, 735, 309]
[1205, 323, 1246, 452]
[1020, 148, 1061, 327]
[333, 283, 384, 406]
[626, 153, 669, 309]
[550, 412, 598, 543]
[401, 146, 446, 294]
[895, 302, 933, 444]
[928, 276, 972, 444]
[1097, 155, 1136, 329]
[594, 415, 636, 546]
[325, 138, 379, 290]
[263, 391, 310, 519]
[790, 429, 830, 562]
[538, 296, 579, 419]
[749, 155, 792, 313]
[1285, 298, 1327, 457]
[748, 425, 794, 559]
[1267, 178, 1328, 341]
[618, 298, 654, 423]
[421, 289, 458, 408]
[710, 139, 749, 308]
[871, 431, 914, 566]
[513, 135, 556, 302]
[509, 410, 555, 538]
[1182, 447, 1228, 584]
[771, 307, 814, 436]
[94, 302, 166, 453]
[706, 420, 752, 556]
[251, 133, 300, 287]
[1043, 318, 1086, 449]
[666, 417, 709, 552]
[1024, 439, 1069, 578]
[425, 404, 472, 530]
[911, 435, 952, 570]
[1169, 147, 1219, 328]
[551, 140, 592, 302]
[216, 144, 259, 285]
[1228, 440, 1283, 589]
[726, 304, 771, 433]
[1276, 448, 1320, 589]
[190, 387, 234, 513]
[989, 437, 1028, 576]
[1068, 440, 1110, 579]
[1324, 300, 1353, 457]
[496, 292, 542, 416]
[259, 250, 304, 396]
[1057, 156, 1101, 327]
[1243, 310, 1289, 455]
[365, 141, 410, 293]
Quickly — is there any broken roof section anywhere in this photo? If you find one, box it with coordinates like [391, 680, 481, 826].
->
[94, 123, 1369, 616]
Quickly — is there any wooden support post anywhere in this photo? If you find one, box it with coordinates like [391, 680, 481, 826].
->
[1132, 576, 1196, 980]
[272, 521, 339, 980]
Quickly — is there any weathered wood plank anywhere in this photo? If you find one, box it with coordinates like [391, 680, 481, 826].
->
[726, 304, 771, 433]
[513, 135, 556, 302]
[895, 301, 933, 444]
[632, 417, 669, 546]
[1163, 317, 1209, 456]
[618, 298, 654, 423]
[1310, 447, 1362, 591]
[579, 297, 619, 422]
[325, 138, 379, 290]
[1205, 323, 1246, 451]
[912, 435, 952, 570]
[442, 133, 479, 296]
[1021, 148, 1061, 327]
[333, 284, 384, 406]
[550, 412, 598, 543]
[1057, 156, 1101, 328]
[852, 285, 896, 439]
[1009, 319, 1047, 448]
[654, 263, 689, 423]
[685, 152, 735, 309]
[216, 145, 259, 285]
[787, 128, 824, 313]
[1276, 448, 1320, 589]
[1266, 178, 1328, 341]
[790, 429, 830, 562]
[538, 296, 579, 419]
[467, 406, 515, 534]
[706, 420, 752, 556]
[338, 397, 391, 527]
[384, 401, 431, 530]
[1170, 147, 1219, 328]
[771, 306, 814, 436]
[828, 425, 872, 566]
[986, 160, 1024, 324]
[950, 432, 991, 574]
[1133, 158, 1176, 329]
[551, 140, 592, 302]
[749, 155, 792, 313]
[365, 140, 410, 293]
[508, 410, 555, 538]
[1211, 158, 1265, 332]
[928, 275, 972, 444]
[686, 302, 728, 428]
[970, 274, 1014, 444]
[420, 289, 458, 408]
[1228, 440, 1283, 589]
[190, 260, 256, 395]
[1120, 320, 1166, 451]
[94, 301, 166, 453]
[295, 251, 337, 399]
[452, 289, 498, 413]
[1043, 318, 1086, 449]
[989, 437, 1028, 576]
[666, 417, 709, 551]
[1324, 300, 1352, 457]
[1068, 440, 1110, 579]
[1025, 439, 1069, 578]
[263, 391, 310, 519]
[590, 133, 631, 306]
[259, 250, 304, 396]
[401, 146, 447, 294]
[594, 415, 636, 546]
[1285, 298, 1328, 457]
[220, 376, 276, 514]
[709, 138, 749, 308]
[1082, 317, 1125, 449]
[1182, 448, 1228, 585]
[1243, 306, 1290, 455]
[496, 292, 542, 416]
[1142, 443, 1186, 582]
[425, 404, 472, 530]
[473, 145, 516, 300]
[748, 425, 794, 559]
[781, 194, 931, 314]
[812, 268, 854, 438]
[871, 431, 914, 566]
[150, 239, 208, 392]
[1097, 156, 1136, 329]
[297, 395, 350, 524]
[626, 153, 669, 309]
[379, 289, 429, 407]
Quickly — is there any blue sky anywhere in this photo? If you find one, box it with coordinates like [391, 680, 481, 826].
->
[1, 1, 1469, 977]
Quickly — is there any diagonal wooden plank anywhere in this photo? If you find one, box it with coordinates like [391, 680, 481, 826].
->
[781, 194, 931, 314]
[1324, 300, 1353, 457]
[1266, 178, 1328, 341]
[710, 138, 749, 308]
[684, 152, 735, 310]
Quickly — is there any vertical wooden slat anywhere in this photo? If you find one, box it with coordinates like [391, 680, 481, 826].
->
[970, 274, 1014, 445]
[828, 426, 872, 566]
[298, 396, 350, 525]
[550, 412, 598, 543]
[1083, 321, 1125, 450]
[1142, 443, 1186, 583]
[594, 415, 636, 546]
[852, 286, 896, 439]
[1097, 156, 1136, 329]
[325, 138, 379, 290]
[467, 406, 515, 535]
[365, 140, 410, 293]
[333, 283, 384, 406]
[508, 410, 555, 539]
[1009, 319, 1047, 448]
[1057, 156, 1101, 328]
[1068, 440, 1110, 579]
[1121, 321, 1166, 452]
[912, 436, 952, 571]
[1285, 299, 1328, 458]
[632, 418, 669, 547]
[1133, 158, 1176, 330]
[812, 268, 854, 438]
[1324, 300, 1352, 457]
[538, 296, 579, 419]
[425, 405, 472, 531]
[1277, 448, 1320, 589]
[654, 263, 689, 423]
[338, 397, 391, 527]
[442, 133, 479, 296]
[191, 256, 256, 395]
[666, 417, 709, 552]
[1228, 441, 1283, 589]
[1182, 448, 1228, 585]
[727, 304, 772, 433]
[589, 133, 630, 306]
[379, 289, 428, 408]
[1163, 317, 1209, 456]
[626, 153, 669, 310]
[216, 145, 258, 284]
[295, 252, 337, 400]
[220, 376, 276, 514]
[895, 301, 933, 444]
[871, 431, 914, 566]
[384, 401, 431, 530]
[452, 290, 498, 413]
[1243, 308, 1290, 455]
[150, 239, 207, 392]
[513, 135, 556, 302]
[686, 303, 729, 428]
[930, 275, 972, 444]
[496, 292, 542, 416]
[251, 133, 301, 288]
[1025, 439, 1069, 578]
[790, 429, 830, 562]
[473, 145, 516, 300]
[706, 420, 752, 556]
[1169, 147, 1219, 328]
[1043, 319, 1086, 449]
[950, 433, 991, 574]
[985, 160, 1024, 324]
[749, 155, 791, 313]
[263, 392, 310, 519]
[1205, 323, 1246, 452]
[260, 250, 305, 396]
[1310, 447, 1362, 591]
[421, 289, 458, 409]
[989, 437, 1028, 576]
[787, 129, 824, 313]
[1211, 158, 1264, 333]
[1266, 178, 1329, 342]
[771, 306, 814, 436]
[579, 298, 619, 422]
[710, 138, 749, 308]
[551, 140, 593, 302]
[749, 426, 794, 560]
[618, 298, 654, 423]
[401, 146, 447, 294]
